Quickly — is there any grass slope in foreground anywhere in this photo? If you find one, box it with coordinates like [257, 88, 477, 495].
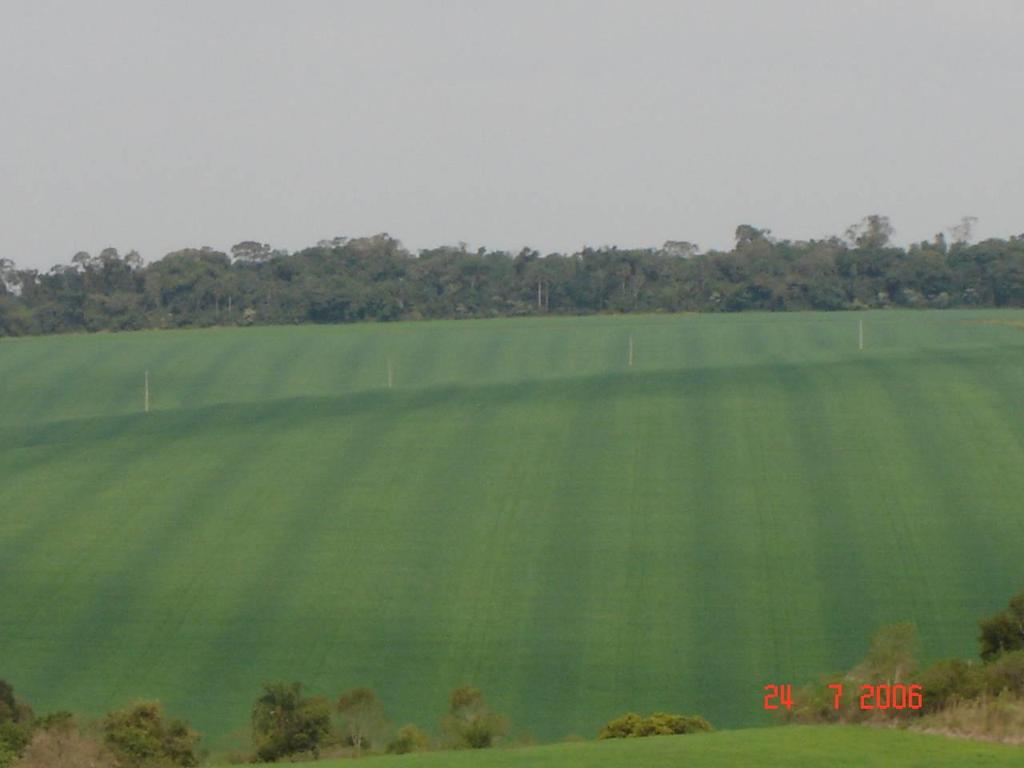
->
[3, 311, 1024, 746]
[249, 727, 1024, 768]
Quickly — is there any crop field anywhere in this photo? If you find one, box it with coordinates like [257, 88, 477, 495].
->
[2, 310, 1024, 746]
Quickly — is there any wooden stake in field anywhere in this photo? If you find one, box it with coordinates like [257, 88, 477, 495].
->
[387, 358, 394, 389]
[859, 318, 864, 351]
[144, 370, 150, 413]
[628, 335, 634, 367]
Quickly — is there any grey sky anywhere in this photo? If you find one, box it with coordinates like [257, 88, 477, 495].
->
[2, 0, 1022, 270]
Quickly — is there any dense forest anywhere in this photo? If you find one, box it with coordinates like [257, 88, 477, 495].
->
[2, 216, 1023, 336]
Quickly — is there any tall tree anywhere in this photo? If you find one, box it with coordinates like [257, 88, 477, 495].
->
[336, 687, 389, 755]
[846, 215, 894, 249]
[980, 592, 1024, 661]
[440, 685, 508, 750]
[251, 682, 331, 762]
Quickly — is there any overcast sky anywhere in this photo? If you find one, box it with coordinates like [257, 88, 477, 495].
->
[2, 1, 1022, 270]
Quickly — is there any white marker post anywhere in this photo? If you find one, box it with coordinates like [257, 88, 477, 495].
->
[628, 335, 634, 367]
[144, 370, 150, 413]
[859, 318, 864, 351]
[387, 358, 394, 389]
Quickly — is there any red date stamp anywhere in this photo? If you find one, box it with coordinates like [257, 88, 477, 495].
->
[764, 683, 923, 711]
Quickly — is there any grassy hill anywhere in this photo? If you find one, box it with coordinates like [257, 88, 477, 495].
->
[2, 311, 1024, 746]
[249, 727, 1023, 767]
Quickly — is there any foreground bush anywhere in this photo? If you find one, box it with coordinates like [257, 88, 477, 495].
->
[102, 701, 199, 767]
[983, 650, 1024, 697]
[917, 659, 984, 714]
[15, 719, 112, 768]
[440, 686, 508, 749]
[336, 687, 389, 755]
[0, 681, 33, 767]
[916, 691, 1024, 745]
[251, 682, 331, 763]
[386, 724, 431, 755]
[598, 712, 713, 739]
[979, 593, 1024, 661]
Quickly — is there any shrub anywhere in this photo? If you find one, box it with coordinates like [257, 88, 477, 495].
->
[597, 713, 643, 739]
[102, 701, 199, 767]
[15, 720, 113, 768]
[440, 685, 508, 750]
[336, 687, 389, 754]
[918, 659, 984, 714]
[979, 592, 1024, 661]
[984, 650, 1024, 697]
[0, 681, 35, 768]
[386, 724, 430, 755]
[251, 682, 331, 763]
[915, 690, 1024, 744]
[852, 623, 920, 684]
[598, 712, 712, 739]
[0, 725, 29, 762]
[788, 676, 851, 724]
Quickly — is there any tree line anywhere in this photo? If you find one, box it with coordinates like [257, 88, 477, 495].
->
[0, 674, 713, 767]
[2, 216, 1024, 337]
[0, 681, 506, 767]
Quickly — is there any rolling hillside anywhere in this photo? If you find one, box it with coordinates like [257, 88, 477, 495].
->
[253, 727, 1024, 768]
[2, 311, 1024, 745]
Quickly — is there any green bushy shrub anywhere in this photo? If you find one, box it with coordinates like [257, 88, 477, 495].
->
[598, 712, 712, 739]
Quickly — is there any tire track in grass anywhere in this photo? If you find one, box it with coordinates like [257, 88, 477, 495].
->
[599, 374, 645, 710]
[398, 324, 449, 390]
[684, 367, 774, 730]
[462, 323, 516, 388]
[11, 408, 276, 716]
[391, 381, 573, 732]
[432, 389, 561, 722]
[249, 328, 326, 403]
[0, 405, 240, 578]
[833, 355, 958, 651]
[950, 348, 1024, 558]
[6, 397, 378, 720]
[0, 410, 145, 477]
[742, 362, 824, 692]
[93, 400, 375, 708]
[478, 393, 590, 737]
[264, 326, 371, 398]
[569, 316, 714, 727]
[322, 325, 381, 395]
[12, 337, 127, 426]
[169, 331, 264, 415]
[608, 374, 710, 722]
[167, 393, 413, 742]
[720, 321, 798, 696]
[308, 387, 521, 732]
[608, 370, 729, 716]
[316, 387, 504, 693]
[876, 349, 1024, 654]
[0, 414, 194, 637]
[721, 365, 794, 706]
[869, 351, 994, 644]
[457, 400, 543, 683]
[781, 360, 880, 677]
[52, 394, 375, 734]
[2, 330, 208, 424]
[505, 374, 625, 739]
[0, 337, 78, 423]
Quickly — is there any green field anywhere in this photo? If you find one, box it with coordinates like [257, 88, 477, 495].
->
[3, 311, 1024, 747]
[247, 727, 1023, 768]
